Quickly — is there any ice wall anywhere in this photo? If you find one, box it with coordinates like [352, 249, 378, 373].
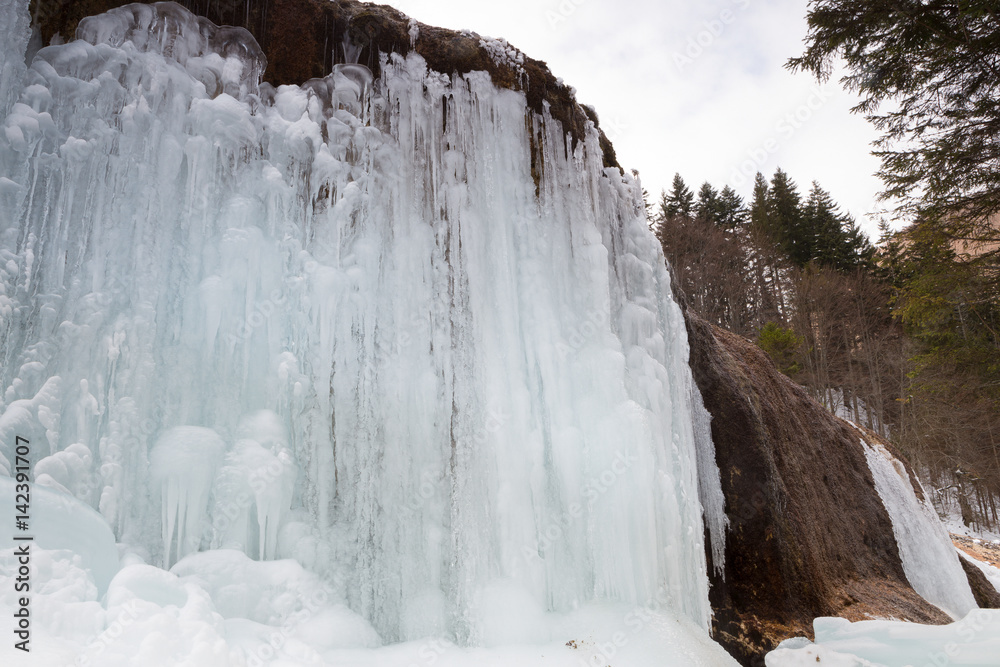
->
[0, 1, 715, 643]
[862, 441, 977, 618]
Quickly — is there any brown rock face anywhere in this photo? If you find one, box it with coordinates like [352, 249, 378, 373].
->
[684, 312, 952, 665]
[29, 0, 618, 169]
[958, 556, 1000, 609]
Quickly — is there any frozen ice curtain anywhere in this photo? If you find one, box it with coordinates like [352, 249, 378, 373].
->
[0, 0, 727, 656]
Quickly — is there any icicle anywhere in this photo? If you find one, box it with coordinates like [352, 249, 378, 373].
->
[150, 427, 225, 567]
[691, 378, 728, 576]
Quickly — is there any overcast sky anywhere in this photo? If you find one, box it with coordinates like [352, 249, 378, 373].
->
[389, 0, 892, 237]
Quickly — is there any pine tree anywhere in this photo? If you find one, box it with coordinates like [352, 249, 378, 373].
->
[749, 172, 770, 232]
[803, 181, 875, 272]
[717, 186, 746, 228]
[695, 182, 721, 224]
[664, 173, 694, 219]
[840, 217, 875, 270]
[654, 189, 671, 247]
[789, 0, 1000, 229]
[804, 182, 846, 268]
[767, 169, 807, 265]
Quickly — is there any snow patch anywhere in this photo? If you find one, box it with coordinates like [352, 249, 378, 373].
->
[766, 610, 1000, 667]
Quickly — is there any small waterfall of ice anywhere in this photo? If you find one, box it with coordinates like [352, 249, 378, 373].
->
[862, 440, 977, 618]
[0, 0, 720, 642]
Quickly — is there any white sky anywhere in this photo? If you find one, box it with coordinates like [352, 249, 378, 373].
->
[389, 0, 893, 237]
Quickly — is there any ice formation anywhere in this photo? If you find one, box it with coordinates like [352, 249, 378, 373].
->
[765, 610, 1000, 667]
[0, 0, 30, 120]
[691, 378, 727, 574]
[150, 426, 226, 566]
[212, 411, 296, 561]
[862, 441, 977, 618]
[0, 0, 725, 655]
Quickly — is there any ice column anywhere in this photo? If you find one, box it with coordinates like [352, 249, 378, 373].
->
[0, 0, 30, 119]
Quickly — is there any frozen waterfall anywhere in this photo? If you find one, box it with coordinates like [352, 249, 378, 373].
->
[862, 440, 977, 618]
[0, 0, 726, 654]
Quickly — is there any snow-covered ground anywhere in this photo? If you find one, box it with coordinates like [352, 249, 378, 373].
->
[1, 542, 739, 667]
[937, 498, 1000, 545]
[766, 610, 1000, 667]
[767, 552, 1000, 667]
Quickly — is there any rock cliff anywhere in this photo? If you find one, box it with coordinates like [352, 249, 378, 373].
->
[685, 312, 954, 663]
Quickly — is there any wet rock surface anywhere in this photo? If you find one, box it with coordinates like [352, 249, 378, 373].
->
[685, 312, 952, 665]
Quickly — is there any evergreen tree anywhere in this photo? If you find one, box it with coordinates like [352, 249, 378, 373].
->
[695, 182, 721, 224]
[895, 222, 1000, 382]
[749, 172, 770, 232]
[803, 182, 875, 272]
[888, 219, 1000, 503]
[804, 182, 849, 269]
[757, 321, 803, 377]
[840, 217, 875, 270]
[789, 0, 1000, 229]
[767, 169, 807, 265]
[717, 186, 746, 228]
[664, 173, 694, 219]
[654, 189, 673, 249]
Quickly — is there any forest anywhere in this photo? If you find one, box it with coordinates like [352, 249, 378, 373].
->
[653, 169, 1000, 531]
[654, 0, 1000, 535]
